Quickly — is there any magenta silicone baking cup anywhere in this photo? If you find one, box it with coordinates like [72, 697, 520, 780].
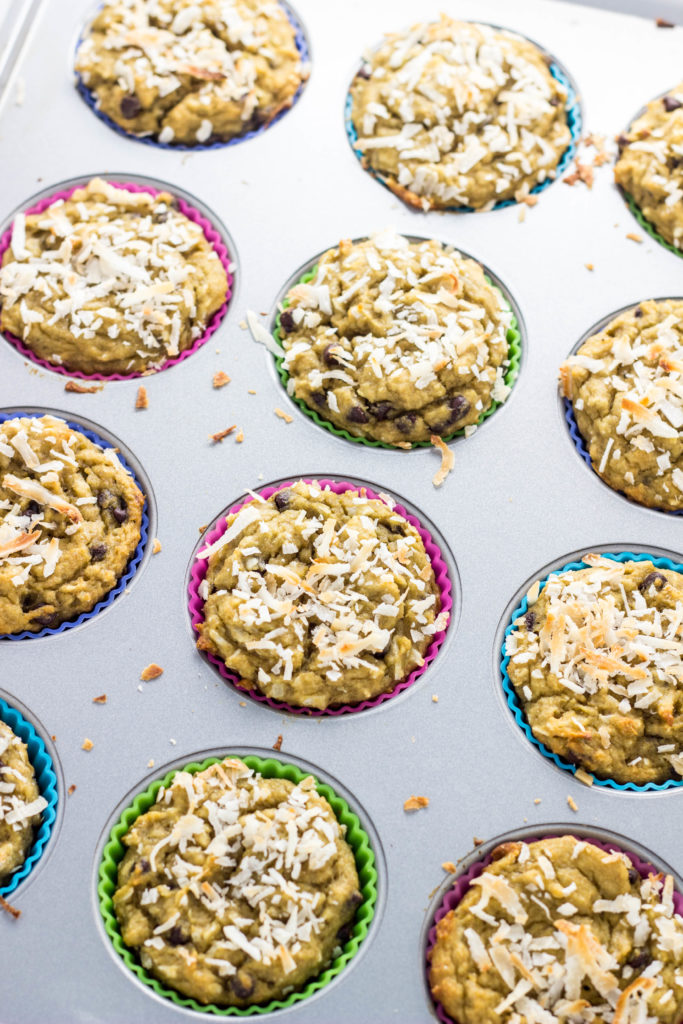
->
[0, 180, 234, 381]
[425, 831, 683, 1024]
[188, 478, 452, 716]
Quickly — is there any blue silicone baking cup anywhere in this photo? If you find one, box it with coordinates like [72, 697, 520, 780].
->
[0, 696, 58, 896]
[564, 397, 683, 517]
[501, 550, 683, 792]
[74, 1, 309, 151]
[345, 58, 581, 211]
[0, 411, 149, 641]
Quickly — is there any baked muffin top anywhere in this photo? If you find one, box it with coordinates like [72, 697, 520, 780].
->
[278, 231, 512, 445]
[350, 16, 571, 211]
[75, 0, 306, 146]
[196, 480, 446, 709]
[615, 84, 683, 250]
[113, 757, 361, 1007]
[505, 554, 683, 786]
[430, 835, 683, 1024]
[0, 178, 229, 376]
[0, 720, 47, 884]
[0, 415, 144, 635]
[560, 299, 683, 512]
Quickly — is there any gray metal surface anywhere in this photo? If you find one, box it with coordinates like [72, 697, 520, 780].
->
[1, 0, 683, 1021]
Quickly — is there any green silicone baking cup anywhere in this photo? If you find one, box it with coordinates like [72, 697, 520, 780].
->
[98, 754, 377, 1016]
[273, 266, 522, 450]
[622, 188, 683, 260]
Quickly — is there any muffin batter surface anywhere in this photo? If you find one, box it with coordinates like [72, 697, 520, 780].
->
[279, 232, 513, 445]
[561, 299, 683, 512]
[0, 178, 228, 376]
[0, 415, 144, 635]
[0, 721, 47, 885]
[114, 757, 361, 1006]
[196, 481, 446, 708]
[350, 17, 571, 211]
[75, 0, 306, 146]
[506, 555, 683, 785]
[615, 84, 683, 250]
[430, 835, 683, 1024]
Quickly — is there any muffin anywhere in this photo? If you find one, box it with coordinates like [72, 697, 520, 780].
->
[505, 553, 683, 786]
[75, 0, 306, 146]
[0, 178, 228, 376]
[0, 720, 47, 885]
[560, 299, 683, 512]
[278, 232, 513, 445]
[615, 85, 683, 250]
[429, 834, 683, 1024]
[196, 480, 447, 709]
[113, 757, 362, 1007]
[350, 16, 571, 211]
[0, 414, 144, 635]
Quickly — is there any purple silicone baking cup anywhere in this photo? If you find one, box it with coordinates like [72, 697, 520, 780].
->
[425, 832, 683, 1024]
[0, 410, 149, 641]
[0, 180, 233, 381]
[74, 1, 309, 151]
[188, 478, 452, 716]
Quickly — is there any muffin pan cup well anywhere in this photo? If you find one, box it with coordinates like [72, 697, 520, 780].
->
[0, 174, 236, 380]
[423, 823, 683, 1024]
[187, 476, 455, 716]
[560, 297, 683, 517]
[0, 692, 59, 897]
[97, 750, 379, 1017]
[0, 406, 154, 640]
[74, 1, 310, 151]
[344, 24, 582, 213]
[499, 547, 683, 791]
[269, 238, 523, 450]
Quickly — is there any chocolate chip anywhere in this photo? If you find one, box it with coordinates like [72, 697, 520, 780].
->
[97, 489, 114, 509]
[336, 922, 355, 944]
[311, 391, 327, 408]
[628, 868, 640, 885]
[21, 593, 42, 612]
[274, 490, 291, 511]
[25, 500, 41, 517]
[347, 405, 369, 424]
[323, 343, 344, 368]
[448, 395, 470, 423]
[120, 93, 142, 119]
[154, 210, 169, 223]
[279, 310, 295, 333]
[639, 571, 668, 593]
[34, 612, 59, 628]
[230, 970, 255, 999]
[617, 134, 630, 151]
[167, 926, 189, 946]
[663, 95, 683, 112]
[524, 611, 536, 630]
[549, 96, 559, 107]
[396, 413, 417, 434]
[356, 66, 371, 80]
[627, 950, 652, 970]
[137, 858, 151, 873]
[112, 501, 128, 524]
[366, 401, 393, 421]
[89, 542, 107, 562]
[346, 890, 363, 910]
[634, 307, 644, 318]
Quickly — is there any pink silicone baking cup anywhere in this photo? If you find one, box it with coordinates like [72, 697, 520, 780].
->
[425, 832, 683, 1024]
[0, 180, 233, 380]
[188, 477, 453, 716]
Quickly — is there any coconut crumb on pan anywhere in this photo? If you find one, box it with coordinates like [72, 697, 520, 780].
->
[140, 663, 163, 681]
[430, 435, 454, 486]
[404, 795, 429, 811]
[210, 426, 236, 443]
[567, 795, 578, 811]
[0, 895, 21, 919]
[274, 407, 293, 423]
[272, 734, 283, 752]
[135, 385, 148, 410]
[152, 538, 162, 554]
[92, 694, 107, 704]
[64, 380, 102, 393]
[82, 738, 94, 751]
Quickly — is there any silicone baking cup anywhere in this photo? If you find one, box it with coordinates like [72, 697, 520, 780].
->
[188, 478, 452, 715]
[0, 410, 150, 641]
[74, 2, 309, 151]
[425, 831, 683, 1024]
[98, 753, 377, 1016]
[0, 696, 58, 897]
[501, 550, 683, 792]
[272, 263, 522, 450]
[564, 394, 683, 516]
[0, 179, 234, 380]
[344, 39, 582, 213]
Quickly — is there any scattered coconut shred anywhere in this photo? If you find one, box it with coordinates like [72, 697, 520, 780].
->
[430, 435, 454, 487]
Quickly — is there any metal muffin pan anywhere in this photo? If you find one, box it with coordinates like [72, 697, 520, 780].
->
[1, 0, 683, 1021]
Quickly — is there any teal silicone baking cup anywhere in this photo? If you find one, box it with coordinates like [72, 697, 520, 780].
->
[273, 263, 522, 450]
[0, 696, 58, 896]
[98, 754, 377, 1015]
[501, 550, 683, 792]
